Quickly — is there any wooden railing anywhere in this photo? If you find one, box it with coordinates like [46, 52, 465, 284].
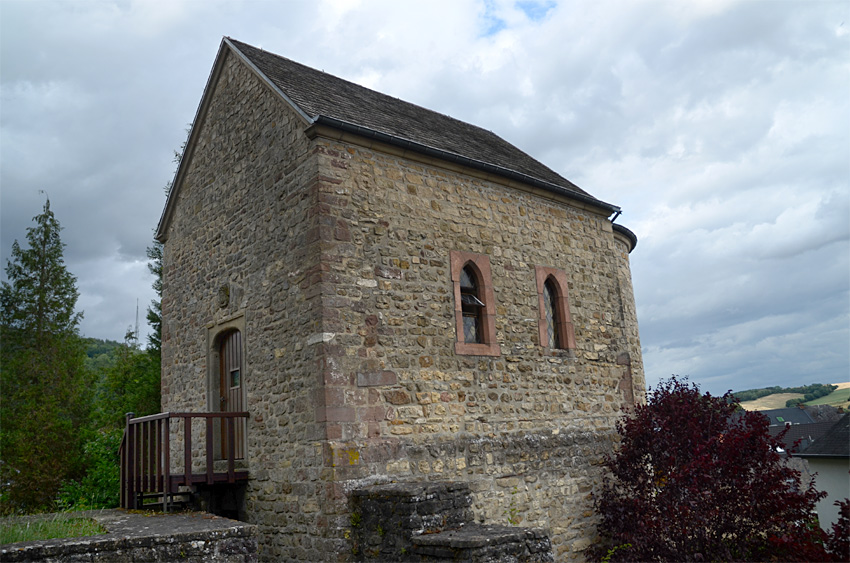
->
[119, 411, 249, 510]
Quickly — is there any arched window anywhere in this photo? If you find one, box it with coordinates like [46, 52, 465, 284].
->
[460, 265, 485, 344]
[450, 251, 500, 356]
[535, 266, 576, 351]
[543, 278, 561, 349]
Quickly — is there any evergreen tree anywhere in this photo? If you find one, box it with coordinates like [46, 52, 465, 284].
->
[0, 199, 91, 511]
[145, 241, 162, 355]
[0, 199, 81, 346]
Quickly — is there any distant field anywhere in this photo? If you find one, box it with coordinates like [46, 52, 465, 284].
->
[740, 382, 850, 411]
[806, 381, 850, 406]
[741, 393, 803, 411]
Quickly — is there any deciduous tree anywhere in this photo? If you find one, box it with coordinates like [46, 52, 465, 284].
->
[593, 377, 839, 562]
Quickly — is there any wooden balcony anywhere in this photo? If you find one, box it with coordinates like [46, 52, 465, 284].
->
[119, 411, 249, 511]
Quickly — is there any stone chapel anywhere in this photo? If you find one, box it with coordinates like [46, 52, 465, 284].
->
[154, 37, 645, 561]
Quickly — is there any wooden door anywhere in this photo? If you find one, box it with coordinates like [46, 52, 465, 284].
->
[219, 330, 245, 459]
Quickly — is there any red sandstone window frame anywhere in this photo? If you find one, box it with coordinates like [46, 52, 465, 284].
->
[534, 266, 576, 351]
[450, 251, 500, 356]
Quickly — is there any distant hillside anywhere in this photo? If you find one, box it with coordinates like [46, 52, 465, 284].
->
[738, 382, 850, 411]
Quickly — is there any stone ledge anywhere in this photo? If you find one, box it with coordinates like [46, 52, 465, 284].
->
[411, 524, 547, 549]
[0, 509, 257, 563]
[351, 481, 470, 502]
[412, 524, 554, 562]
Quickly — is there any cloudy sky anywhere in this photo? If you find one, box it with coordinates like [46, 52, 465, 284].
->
[1, 0, 847, 396]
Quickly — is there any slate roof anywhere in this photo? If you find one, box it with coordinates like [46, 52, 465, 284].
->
[794, 414, 849, 458]
[758, 407, 816, 427]
[226, 38, 613, 211]
[769, 420, 837, 453]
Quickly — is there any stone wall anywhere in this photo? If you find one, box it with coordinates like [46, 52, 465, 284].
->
[0, 510, 257, 563]
[307, 131, 644, 559]
[160, 50, 331, 559]
[350, 482, 474, 560]
[159, 47, 645, 561]
[350, 482, 553, 562]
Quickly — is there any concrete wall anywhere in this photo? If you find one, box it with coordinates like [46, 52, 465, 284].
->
[160, 48, 645, 562]
[807, 457, 850, 530]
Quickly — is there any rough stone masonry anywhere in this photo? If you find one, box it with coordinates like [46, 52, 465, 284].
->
[156, 38, 645, 562]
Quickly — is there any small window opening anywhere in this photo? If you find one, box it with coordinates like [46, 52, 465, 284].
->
[544, 278, 561, 349]
[534, 265, 576, 351]
[460, 266, 484, 344]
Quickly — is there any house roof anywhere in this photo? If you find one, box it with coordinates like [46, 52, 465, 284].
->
[769, 420, 837, 453]
[758, 407, 816, 426]
[227, 38, 614, 208]
[794, 414, 849, 459]
[156, 38, 621, 241]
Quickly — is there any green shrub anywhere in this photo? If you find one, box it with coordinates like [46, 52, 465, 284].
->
[56, 429, 122, 510]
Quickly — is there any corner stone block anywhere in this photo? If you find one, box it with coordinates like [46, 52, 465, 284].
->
[357, 370, 397, 387]
[316, 406, 356, 422]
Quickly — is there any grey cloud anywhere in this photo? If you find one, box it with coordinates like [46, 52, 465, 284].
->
[1, 0, 846, 397]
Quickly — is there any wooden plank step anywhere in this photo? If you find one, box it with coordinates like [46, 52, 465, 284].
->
[167, 471, 249, 488]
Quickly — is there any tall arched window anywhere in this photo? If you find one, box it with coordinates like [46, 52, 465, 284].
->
[450, 251, 501, 356]
[535, 266, 576, 351]
[460, 265, 485, 343]
[543, 278, 561, 349]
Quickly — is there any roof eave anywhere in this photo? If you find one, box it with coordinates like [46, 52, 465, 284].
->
[792, 453, 850, 459]
[612, 223, 638, 252]
[309, 115, 620, 217]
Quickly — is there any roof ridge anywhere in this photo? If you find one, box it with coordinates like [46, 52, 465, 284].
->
[226, 37, 505, 138]
[224, 38, 613, 208]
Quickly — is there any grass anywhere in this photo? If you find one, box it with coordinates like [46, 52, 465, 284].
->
[740, 382, 850, 411]
[795, 381, 850, 408]
[0, 514, 106, 545]
[740, 393, 803, 411]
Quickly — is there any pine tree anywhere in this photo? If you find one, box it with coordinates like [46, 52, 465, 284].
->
[0, 198, 91, 511]
[1, 199, 81, 348]
[145, 241, 162, 355]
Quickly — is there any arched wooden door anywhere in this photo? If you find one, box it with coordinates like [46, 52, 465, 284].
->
[219, 330, 245, 459]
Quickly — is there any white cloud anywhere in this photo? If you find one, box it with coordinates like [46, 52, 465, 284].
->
[1, 0, 847, 394]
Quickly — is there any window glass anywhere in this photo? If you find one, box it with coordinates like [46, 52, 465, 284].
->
[460, 265, 483, 344]
[544, 279, 560, 349]
[460, 267, 475, 290]
[451, 250, 500, 356]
